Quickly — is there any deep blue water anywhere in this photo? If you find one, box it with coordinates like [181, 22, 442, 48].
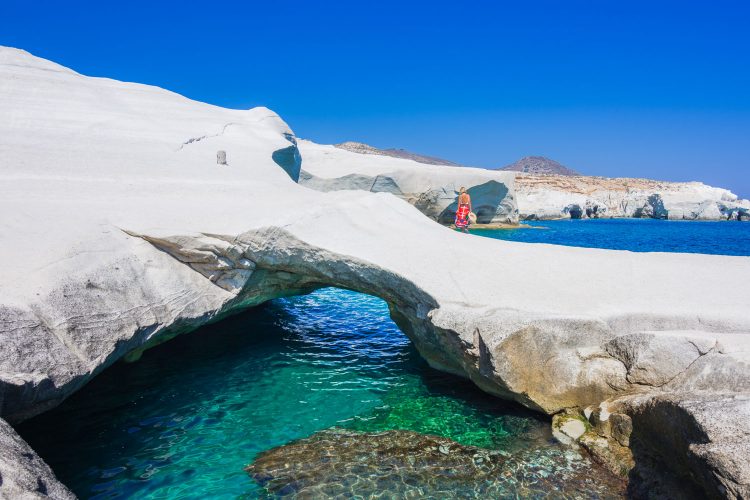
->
[473, 218, 750, 256]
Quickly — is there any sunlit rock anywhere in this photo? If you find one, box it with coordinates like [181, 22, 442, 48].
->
[298, 140, 519, 225]
[515, 173, 750, 220]
[1, 46, 749, 498]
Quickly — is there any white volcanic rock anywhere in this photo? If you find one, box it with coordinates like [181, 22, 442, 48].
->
[1, 47, 750, 497]
[515, 174, 750, 220]
[298, 140, 518, 224]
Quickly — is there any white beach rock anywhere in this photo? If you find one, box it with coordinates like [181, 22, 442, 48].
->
[1, 46, 749, 497]
[515, 174, 750, 221]
[298, 140, 518, 224]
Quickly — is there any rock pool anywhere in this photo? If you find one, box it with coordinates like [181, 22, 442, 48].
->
[18, 288, 624, 498]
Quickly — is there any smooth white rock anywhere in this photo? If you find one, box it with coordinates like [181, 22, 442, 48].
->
[298, 140, 518, 224]
[1, 46, 749, 498]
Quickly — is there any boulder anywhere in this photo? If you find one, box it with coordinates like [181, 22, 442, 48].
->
[615, 392, 750, 499]
[0, 418, 74, 499]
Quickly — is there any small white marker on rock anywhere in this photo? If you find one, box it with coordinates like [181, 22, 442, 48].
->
[217, 150, 227, 165]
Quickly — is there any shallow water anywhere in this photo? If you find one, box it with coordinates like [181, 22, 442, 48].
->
[473, 218, 750, 256]
[18, 289, 623, 499]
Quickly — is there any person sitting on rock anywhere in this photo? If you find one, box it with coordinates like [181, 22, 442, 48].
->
[454, 187, 472, 233]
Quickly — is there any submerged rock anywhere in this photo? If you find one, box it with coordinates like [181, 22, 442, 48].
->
[247, 428, 626, 498]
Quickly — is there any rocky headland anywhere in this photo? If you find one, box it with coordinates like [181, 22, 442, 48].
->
[516, 173, 750, 221]
[1, 46, 749, 499]
[327, 142, 750, 222]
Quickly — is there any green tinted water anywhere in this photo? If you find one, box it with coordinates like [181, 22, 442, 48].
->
[19, 289, 621, 498]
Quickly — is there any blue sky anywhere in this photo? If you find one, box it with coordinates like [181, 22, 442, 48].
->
[2, 1, 749, 197]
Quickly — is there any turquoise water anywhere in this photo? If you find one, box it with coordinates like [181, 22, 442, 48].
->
[474, 218, 750, 256]
[18, 220, 747, 497]
[18, 289, 623, 498]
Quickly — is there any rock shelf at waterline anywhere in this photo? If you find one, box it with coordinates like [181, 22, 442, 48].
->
[1, 46, 749, 498]
[247, 428, 627, 498]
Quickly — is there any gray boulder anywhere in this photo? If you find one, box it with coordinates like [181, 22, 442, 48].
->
[0, 418, 74, 499]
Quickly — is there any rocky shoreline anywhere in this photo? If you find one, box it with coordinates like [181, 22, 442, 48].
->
[515, 173, 750, 221]
[1, 47, 749, 499]
[326, 141, 750, 223]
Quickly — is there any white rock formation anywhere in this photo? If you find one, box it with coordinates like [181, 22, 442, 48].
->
[1, 47, 749, 498]
[298, 140, 518, 224]
[515, 174, 750, 220]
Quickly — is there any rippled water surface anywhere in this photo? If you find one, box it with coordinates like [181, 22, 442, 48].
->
[474, 218, 750, 256]
[18, 289, 623, 498]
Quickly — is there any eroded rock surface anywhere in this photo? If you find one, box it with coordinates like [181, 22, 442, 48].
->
[616, 392, 750, 499]
[516, 173, 750, 220]
[0, 418, 74, 499]
[1, 46, 750, 499]
[247, 428, 626, 498]
[298, 140, 519, 224]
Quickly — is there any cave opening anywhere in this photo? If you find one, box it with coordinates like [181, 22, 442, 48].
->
[568, 205, 584, 219]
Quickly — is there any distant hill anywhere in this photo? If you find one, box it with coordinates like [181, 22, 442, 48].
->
[335, 142, 581, 176]
[335, 141, 463, 167]
[499, 156, 580, 176]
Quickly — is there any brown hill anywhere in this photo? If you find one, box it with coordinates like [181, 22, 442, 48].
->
[499, 156, 580, 176]
[335, 141, 463, 166]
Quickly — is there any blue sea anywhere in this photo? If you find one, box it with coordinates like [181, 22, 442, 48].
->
[17, 219, 748, 498]
[473, 218, 750, 256]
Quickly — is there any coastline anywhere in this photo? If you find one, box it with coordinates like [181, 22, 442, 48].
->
[2, 47, 749, 499]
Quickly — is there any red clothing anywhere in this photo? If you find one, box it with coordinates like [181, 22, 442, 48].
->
[455, 203, 470, 228]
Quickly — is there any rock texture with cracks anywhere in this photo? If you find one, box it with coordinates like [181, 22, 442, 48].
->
[1, 46, 750, 498]
[515, 174, 750, 221]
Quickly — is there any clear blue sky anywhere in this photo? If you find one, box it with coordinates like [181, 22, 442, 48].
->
[3, 0, 749, 197]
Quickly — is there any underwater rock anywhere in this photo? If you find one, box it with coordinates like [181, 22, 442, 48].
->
[247, 428, 626, 498]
